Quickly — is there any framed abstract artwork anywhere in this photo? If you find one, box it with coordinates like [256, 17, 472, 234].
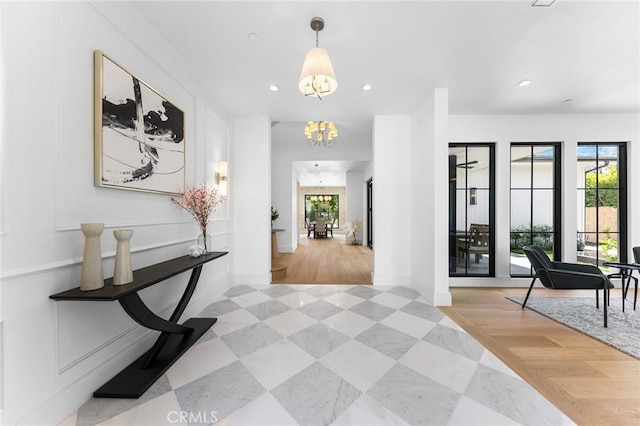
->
[94, 50, 185, 194]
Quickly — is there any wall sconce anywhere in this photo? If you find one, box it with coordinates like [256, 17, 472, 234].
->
[469, 187, 477, 205]
[216, 161, 228, 198]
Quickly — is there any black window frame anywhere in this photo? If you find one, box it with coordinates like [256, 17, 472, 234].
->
[449, 143, 496, 277]
[509, 142, 562, 277]
[577, 141, 628, 265]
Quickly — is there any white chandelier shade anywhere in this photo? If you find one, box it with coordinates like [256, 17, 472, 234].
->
[299, 47, 337, 98]
[299, 17, 337, 99]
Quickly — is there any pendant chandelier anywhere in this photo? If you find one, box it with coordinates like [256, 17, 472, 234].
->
[299, 17, 337, 100]
[304, 121, 338, 147]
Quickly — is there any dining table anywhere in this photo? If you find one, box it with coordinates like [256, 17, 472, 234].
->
[603, 261, 640, 312]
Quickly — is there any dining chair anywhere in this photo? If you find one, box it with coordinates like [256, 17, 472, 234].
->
[326, 218, 336, 238]
[306, 218, 315, 238]
[315, 219, 326, 238]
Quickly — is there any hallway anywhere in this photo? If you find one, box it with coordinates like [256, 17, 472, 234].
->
[272, 235, 373, 285]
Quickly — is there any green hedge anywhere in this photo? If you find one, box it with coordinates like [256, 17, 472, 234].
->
[510, 225, 553, 251]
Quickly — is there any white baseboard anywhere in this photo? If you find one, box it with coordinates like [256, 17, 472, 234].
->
[372, 274, 413, 286]
[233, 274, 271, 286]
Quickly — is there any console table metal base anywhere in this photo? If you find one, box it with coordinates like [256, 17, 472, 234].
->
[94, 317, 216, 398]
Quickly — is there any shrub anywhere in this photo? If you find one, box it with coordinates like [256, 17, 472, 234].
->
[510, 225, 553, 251]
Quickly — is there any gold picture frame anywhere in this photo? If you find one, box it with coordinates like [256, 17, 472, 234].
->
[94, 50, 185, 195]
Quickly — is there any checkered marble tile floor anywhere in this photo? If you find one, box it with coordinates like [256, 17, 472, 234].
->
[64, 285, 574, 426]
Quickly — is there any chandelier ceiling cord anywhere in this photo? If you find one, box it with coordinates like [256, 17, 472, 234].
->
[304, 121, 338, 147]
[299, 17, 337, 100]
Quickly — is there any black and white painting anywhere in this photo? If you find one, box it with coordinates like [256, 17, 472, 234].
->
[94, 51, 185, 194]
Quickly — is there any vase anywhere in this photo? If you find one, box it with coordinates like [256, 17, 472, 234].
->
[113, 229, 134, 285]
[80, 223, 105, 291]
[197, 230, 211, 253]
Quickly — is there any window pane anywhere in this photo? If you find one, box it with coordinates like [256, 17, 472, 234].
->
[532, 155, 554, 188]
[455, 190, 467, 231]
[581, 232, 599, 259]
[511, 146, 532, 189]
[600, 233, 620, 264]
[577, 160, 597, 190]
[466, 147, 489, 188]
[598, 145, 618, 159]
[511, 252, 532, 275]
[582, 193, 597, 233]
[456, 168, 468, 189]
[597, 198, 618, 234]
[532, 189, 554, 227]
[510, 190, 531, 228]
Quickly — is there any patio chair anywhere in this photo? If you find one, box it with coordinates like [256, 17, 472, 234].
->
[522, 245, 614, 327]
[457, 224, 489, 265]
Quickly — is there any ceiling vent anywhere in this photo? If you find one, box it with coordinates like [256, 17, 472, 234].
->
[531, 0, 556, 6]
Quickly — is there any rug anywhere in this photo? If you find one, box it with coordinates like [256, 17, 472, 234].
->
[507, 296, 640, 360]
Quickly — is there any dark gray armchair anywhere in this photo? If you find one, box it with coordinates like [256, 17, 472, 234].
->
[522, 245, 614, 327]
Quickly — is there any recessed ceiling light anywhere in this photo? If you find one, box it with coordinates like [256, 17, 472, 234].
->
[362, 84, 372, 91]
[269, 85, 279, 92]
[518, 80, 531, 87]
[248, 33, 259, 41]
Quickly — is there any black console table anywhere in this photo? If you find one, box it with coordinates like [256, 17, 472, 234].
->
[50, 251, 228, 398]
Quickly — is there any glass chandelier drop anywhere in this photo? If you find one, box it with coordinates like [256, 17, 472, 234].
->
[304, 121, 338, 147]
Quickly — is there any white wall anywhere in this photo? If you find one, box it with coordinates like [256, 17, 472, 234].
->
[449, 113, 640, 285]
[372, 116, 412, 285]
[271, 121, 372, 254]
[410, 89, 451, 305]
[346, 171, 364, 242]
[232, 116, 271, 284]
[0, 2, 232, 424]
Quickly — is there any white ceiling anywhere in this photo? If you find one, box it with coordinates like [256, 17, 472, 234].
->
[294, 160, 369, 186]
[131, 0, 639, 185]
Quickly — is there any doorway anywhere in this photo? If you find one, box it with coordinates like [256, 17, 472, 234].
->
[367, 178, 373, 248]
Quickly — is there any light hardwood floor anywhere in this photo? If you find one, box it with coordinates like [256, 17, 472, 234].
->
[272, 238, 639, 425]
[272, 234, 373, 284]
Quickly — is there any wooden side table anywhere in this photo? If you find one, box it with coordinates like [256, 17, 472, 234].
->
[271, 229, 287, 280]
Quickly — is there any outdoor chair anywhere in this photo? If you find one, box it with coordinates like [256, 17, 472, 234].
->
[457, 224, 489, 265]
[522, 245, 614, 327]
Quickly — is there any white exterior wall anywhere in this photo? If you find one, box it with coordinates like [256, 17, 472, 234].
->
[449, 113, 640, 285]
[0, 2, 233, 424]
